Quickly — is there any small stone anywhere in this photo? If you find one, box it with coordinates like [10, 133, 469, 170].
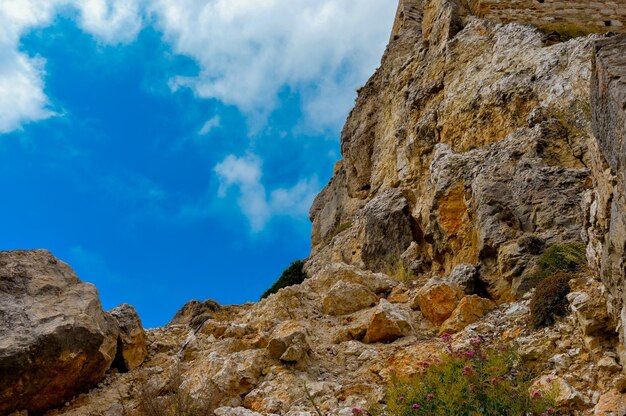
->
[598, 356, 622, 373]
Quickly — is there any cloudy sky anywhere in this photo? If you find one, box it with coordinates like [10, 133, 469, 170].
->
[0, 0, 395, 327]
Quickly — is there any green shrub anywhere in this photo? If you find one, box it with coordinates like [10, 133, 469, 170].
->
[536, 242, 586, 275]
[521, 242, 586, 291]
[261, 260, 308, 299]
[529, 272, 572, 329]
[366, 337, 557, 416]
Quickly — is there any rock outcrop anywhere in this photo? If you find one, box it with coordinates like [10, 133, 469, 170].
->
[0, 250, 119, 415]
[110, 304, 148, 371]
[308, 0, 597, 304]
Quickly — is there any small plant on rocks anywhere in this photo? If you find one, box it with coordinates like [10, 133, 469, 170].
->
[261, 260, 308, 299]
[369, 335, 558, 416]
[529, 272, 572, 328]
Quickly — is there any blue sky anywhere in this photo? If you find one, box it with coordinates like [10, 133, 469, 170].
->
[0, 0, 394, 327]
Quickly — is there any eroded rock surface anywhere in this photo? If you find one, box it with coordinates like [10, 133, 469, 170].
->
[0, 250, 119, 415]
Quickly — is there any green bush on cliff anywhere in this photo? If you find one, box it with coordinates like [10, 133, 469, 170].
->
[529, 272, 572, 329]
[365, 336, 558, 416]
[261, 260, 308, 299]
[521, 241, 586, 292]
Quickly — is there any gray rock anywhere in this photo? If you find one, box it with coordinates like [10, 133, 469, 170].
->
[109, 304, 147, 371]
[0, 250, 119, 415]
[362, 188, 415, 272]
[446, 264, 478, 294]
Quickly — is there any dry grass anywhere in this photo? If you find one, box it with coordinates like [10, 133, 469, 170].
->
[139, 367, 221, 416]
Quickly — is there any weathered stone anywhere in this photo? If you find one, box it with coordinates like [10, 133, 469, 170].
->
[598, 356, 622, 373]
[364, 299, 413, 343]
[169, 299, 220, 327]
[322, 281, 377, 316]
[266, 321, 311, 363]
[361, 188, 415, 272]
[446, 264, 478, 295]
[439, 295, 495, 334]
[411, 279, 463, 326]
[109, 304, 147, 371]
[0, 250, 118, 415]
[215, 407, 270, 416]
[311, 263, 395, 295]
[568, 288, 612, 336]
[594, 389, 626, 416]
[530, 375, 585, 409]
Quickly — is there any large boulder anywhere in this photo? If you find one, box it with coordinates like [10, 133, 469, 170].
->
[109, 304, 147, 371]
[322, 281, 378, 316]
[364, 299, 414, 343]
[0, 250, 119, 415]
[411, 279, 463, 326]
[439, 295, 495, 334]
[266, 321, 311, 363]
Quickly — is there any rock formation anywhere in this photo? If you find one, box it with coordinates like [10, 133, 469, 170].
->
[2, 1, 626, 415]
[0, 250, 147, 415]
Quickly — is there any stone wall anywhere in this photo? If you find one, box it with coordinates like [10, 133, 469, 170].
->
[588, 34, 626, 366]
[469, 0, 626, 34]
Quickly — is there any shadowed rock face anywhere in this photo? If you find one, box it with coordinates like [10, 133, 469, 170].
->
[0, 250, 119, 415]
[588, 34, 626, 366]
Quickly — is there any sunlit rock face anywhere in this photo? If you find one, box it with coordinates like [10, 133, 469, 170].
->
[308, 0, 600, 303]
[0, 250, 119, 415]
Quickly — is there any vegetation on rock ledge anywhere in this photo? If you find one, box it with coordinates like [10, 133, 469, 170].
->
[261, 259, 309, 299]
[367, 336, 558, 416]
[530, 272, 572, 329]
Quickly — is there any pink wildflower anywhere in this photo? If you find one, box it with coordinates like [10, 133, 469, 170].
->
[464, 350, 475, 357]
[399, 395, 405, 402]
[440, 332, 453, 342]
[470, 337, 482, 346]
[352, 408, 363, 415]
[412, 403, 420, 410]
[427, 393, 434, 400]
[533, 391, 542, 398]
[421, 361, 430, 368]
[462, 365, 474, 376]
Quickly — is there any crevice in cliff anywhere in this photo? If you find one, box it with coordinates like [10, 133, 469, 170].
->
[111, 336, 128, 374]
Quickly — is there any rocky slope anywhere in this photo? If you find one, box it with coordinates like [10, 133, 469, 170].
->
[2, 1, 626, 415]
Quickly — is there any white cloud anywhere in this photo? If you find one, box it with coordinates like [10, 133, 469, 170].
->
[0, 0, 395, 134]
[151, 0, 394, 132]
[0, 0, 145, 133]
[214, 153, 319, 231]
[198, 115, 221, 135]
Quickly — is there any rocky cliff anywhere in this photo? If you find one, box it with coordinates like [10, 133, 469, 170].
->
[2, 1, 626, 415]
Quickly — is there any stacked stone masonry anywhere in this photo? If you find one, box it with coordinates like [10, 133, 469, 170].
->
[468, 0, 626, 33]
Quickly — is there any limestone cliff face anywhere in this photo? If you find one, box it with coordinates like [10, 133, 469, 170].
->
[308, 0, 607, 303]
